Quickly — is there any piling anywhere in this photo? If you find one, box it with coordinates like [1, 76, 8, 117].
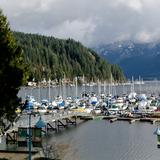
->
[110, 118, 117, 123]
[6, 130, 17, 144]
[130, 119, 140, 124]
[46, 122, 57, 132]
[57, 120, 67, 130]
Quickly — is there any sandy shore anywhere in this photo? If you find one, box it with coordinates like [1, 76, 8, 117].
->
[0, 152, 27, 160]
[0, 152, 41, 160]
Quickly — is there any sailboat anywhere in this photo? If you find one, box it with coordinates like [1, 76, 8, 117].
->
[128, 76, 137, 103]
[38, 79, 51, 113]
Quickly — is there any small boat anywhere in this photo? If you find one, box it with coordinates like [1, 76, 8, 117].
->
[71, 107, 86, 112]
[128, 92, 137, 103]
[108, 105, 119, 115]
[23, 95, 35, 110]
[84, 107, 93, 113]
[114, 97, 124, 108]
[89, 93, 98, 106]
[37, 99, 48, 113]
[55, 96, 65, 109]
[37, 105, 47, 113]
[94, 106, 101, 114]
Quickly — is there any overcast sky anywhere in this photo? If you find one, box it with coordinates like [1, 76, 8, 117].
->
[0, 0, 160, 46]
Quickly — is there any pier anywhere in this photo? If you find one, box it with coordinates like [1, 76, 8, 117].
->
[1, 110, 160, 160]
[0, 111, 86, 159]
[3, 111, 90, 146]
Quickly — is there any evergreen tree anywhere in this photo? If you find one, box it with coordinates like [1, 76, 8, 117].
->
[0, 10, 27, 121]
[13, 31, 125, 83]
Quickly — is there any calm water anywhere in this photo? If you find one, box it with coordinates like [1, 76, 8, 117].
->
[45, 120, 160, 160]
[18, 81, 160, 101]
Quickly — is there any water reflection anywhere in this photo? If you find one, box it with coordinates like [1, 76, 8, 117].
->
[46, 121, 160, 160]
[18, 81, 160, 101]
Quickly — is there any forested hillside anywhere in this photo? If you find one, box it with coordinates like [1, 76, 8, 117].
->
[14, 32, 125, 83]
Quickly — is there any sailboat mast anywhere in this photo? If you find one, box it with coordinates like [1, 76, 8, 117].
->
[139, 75, 141, 94]
[110, 73, 113, 96]
[48, 78, 51, 102]
[38, 82, 41, 103]
[63, 74, 66, 99]
[131, 76, 134, 93]
[83, 74, 85, 93]
[104, 81, 106, 95]
[98, 79, 101, 97]
[75, 77, 78, 98]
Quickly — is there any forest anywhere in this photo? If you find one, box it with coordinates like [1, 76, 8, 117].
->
[13, 32, 125, 83]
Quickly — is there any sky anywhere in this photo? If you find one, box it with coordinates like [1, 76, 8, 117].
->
[0, 0, 160, 47]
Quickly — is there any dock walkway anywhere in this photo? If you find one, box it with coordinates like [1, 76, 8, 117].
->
[4, 111, 160, 135]
[6, 111, 90, 133]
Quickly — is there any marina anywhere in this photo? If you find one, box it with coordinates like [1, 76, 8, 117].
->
[1, 1, 160, 159]
[1, 81, 160, 159]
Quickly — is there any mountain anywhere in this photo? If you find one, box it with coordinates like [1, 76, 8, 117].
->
[13, 32, 125, 83]
[94, 41, 160, 80]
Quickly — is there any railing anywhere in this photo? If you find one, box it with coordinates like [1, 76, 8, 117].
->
[6, 110, 91, 133]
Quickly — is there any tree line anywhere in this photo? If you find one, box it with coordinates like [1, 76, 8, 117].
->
[13, 32, 125, 83]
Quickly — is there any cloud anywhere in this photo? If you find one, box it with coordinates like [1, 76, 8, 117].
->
[135, 29, 160, 43]
[135, 31, 151, 42]
[45, 19, 96, 45]
[116, 0, 143, 12]
[0, 0, 160, 46]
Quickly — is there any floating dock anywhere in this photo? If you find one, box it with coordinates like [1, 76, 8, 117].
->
[78, 115, 160, 125]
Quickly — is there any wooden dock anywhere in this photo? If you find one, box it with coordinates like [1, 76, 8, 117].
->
[3, 111, 160, 150]
[77, 114, 160, 125]
[140, 118, 160, 124]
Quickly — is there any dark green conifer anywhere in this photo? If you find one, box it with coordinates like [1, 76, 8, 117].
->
[0, 10, 27, 121]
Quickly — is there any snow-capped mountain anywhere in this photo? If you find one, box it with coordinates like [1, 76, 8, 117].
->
[94, 41, 160, 79]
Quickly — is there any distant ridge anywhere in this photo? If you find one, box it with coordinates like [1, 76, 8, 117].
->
[13, 32, 125, 82]
[94, 41, 160, 80]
